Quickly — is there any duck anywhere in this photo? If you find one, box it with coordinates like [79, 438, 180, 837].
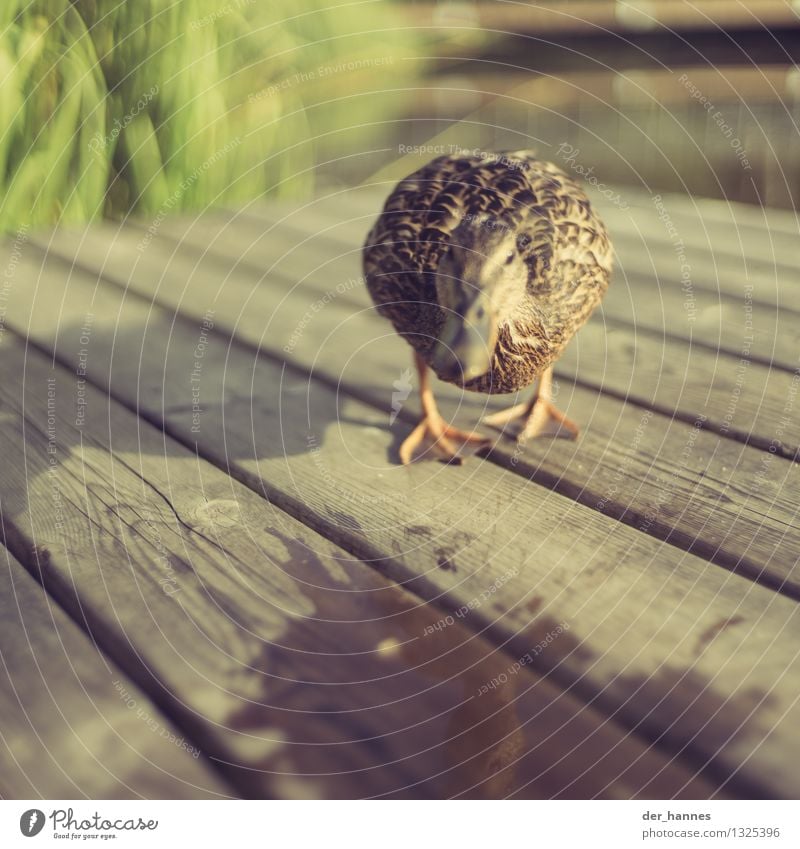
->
[362, 149, 613, 464]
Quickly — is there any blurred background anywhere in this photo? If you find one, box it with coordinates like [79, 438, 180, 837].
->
[2, 0, 799, 234]
[384, 0, 800, 208]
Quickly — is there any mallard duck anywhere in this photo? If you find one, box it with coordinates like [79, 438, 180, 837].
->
[363, 149, 612, 464]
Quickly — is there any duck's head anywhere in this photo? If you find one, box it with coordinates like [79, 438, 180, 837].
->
[431, 215, 530, 383]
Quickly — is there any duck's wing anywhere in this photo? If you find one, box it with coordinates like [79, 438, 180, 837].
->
[365, 153, 485, 268]
[363, 153, 486, 343]
[490, 151, 613, 273]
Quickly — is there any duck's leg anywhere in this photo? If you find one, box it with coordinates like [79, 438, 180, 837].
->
[399, 352, 492, 465]
[482, 366, 579, 443]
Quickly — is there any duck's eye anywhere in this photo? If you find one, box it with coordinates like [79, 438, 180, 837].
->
[505, 251, 515, 265]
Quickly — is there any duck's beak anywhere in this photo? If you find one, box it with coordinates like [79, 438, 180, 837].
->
[431, 293, 496, 383]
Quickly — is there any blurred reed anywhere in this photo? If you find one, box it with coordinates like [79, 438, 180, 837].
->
[0, 0, 421, 232]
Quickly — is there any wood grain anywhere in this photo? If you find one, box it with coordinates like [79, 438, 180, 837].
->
[235, 184, 800, 311]
[171, 198, 800, 459]
[0, 332, 715, 800]
[231, 185, 800, 318]
[42, 209, 800, 462]
[150, 199, 800, 374]
[3, 251, 799, 798]
[34, 218, 800, 597]
[0, 547, 229, 799]
[232, 179, 800, 274]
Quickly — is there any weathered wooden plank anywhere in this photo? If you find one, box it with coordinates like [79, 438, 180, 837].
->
[604, 227, 798, 314]
[5, 248, 799, 798]
[233, 180, 800, 276]
[0, 334, 438, 799]
[277, 180, 800, 257]
[235, 186, 800, 314]
[601, 204, 800, 277]
[580, 197, 798, 309]
[0, 333, 710, 800]
[619, 186, 800, 239]
[144, 201, 800, 375]
[126, 201, 800, 459]
[34, 220, 800, 597]
[0, 546, 229, 799]
[236, 184, 800, 313]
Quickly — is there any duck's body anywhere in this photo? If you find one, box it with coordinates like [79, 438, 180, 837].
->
[363, 150, 613, 462]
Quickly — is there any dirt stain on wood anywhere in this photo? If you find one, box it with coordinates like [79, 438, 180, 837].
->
[694, 616, 745, 657]
[526, 595, 544, 615]
[435, 547, 458, 572]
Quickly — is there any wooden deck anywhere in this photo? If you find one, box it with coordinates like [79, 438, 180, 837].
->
[1, 181, 799, 799]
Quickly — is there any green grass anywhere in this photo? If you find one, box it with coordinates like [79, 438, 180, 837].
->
[0, 0, 421, 232]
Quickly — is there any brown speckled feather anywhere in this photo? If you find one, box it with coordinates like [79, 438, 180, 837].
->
[363, 150, 612, 394]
